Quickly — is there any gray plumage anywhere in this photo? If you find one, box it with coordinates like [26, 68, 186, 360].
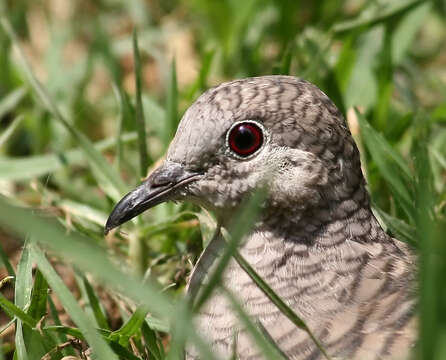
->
[106, 76, 416, 360]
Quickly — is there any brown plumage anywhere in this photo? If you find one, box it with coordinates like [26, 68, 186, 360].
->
[106, 76, 416, 359]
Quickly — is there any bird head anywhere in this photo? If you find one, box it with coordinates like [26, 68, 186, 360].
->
[105, 76, 364, 234]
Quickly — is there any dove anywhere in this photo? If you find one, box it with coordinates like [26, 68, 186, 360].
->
[105, 76, 416, 360]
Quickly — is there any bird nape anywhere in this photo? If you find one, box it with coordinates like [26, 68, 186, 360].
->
[106, 76, 416, 360]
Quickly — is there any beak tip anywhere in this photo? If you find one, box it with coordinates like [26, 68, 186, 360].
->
[104, 218, 115, 236]
[104, 209, 121, 236]
[104, 191, 138, 236]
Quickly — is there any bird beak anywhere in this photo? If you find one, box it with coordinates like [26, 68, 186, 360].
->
[104, 161, 202, 235]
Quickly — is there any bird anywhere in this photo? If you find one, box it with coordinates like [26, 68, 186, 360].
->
[105, 76, 416, 360]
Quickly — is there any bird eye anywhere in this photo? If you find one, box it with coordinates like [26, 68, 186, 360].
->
[227, 121, 264, 157]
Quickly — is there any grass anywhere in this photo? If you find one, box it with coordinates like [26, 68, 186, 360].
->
[1, 0, 446, 359]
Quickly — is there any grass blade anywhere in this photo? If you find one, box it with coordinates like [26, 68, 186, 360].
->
[30, 243, 119, 360]
[14, 241, 33, 360]
[47, 296, 77, 357]
[165, 58, 178, 148]
[333, 0, 424, 33]
[0, 114, 23, 148]
[413, 136, 444, 360]
[110, 304, 149, 343]
[108, 342, 143, 360]
[133, 29, 150, 177]
[0, 17, 128, 201]
[221, 286, 287, 360]
[167, 303, 220, 360]
[141, 321, 163, 360]
[372, 206, 417, 247]
[14, 240, 33, 309]
[272, 43, 293, 75]
[112, 83, 125, 170]
[0, 87, 26, 119]
[232, 249, 331, 360]
[0, 132, 137, 181]
[0, 242, 15, 277]
[83, 276, 110, 330]
[186, 49, 215, 100]
[192, 189, 266, 311]
[0, 295, 37, 328]
[57, 199, 108, 227]
[27, 269, 48, 321]
[356, 109, 413, 217]
[44, 325, 111, 340]
[0, 197, 215, 359]
[430, 147, 446, 171]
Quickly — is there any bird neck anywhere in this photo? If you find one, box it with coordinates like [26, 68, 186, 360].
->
[187, 184, 393, 305]
[258, 181, 390, 247]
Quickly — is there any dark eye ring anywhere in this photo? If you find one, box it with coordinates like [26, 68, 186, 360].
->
[226, 121, 264, 157]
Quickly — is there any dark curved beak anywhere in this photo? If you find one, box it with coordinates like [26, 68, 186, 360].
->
[104, 161, 201, 235]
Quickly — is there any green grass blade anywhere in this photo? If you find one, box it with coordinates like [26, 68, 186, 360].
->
[166, 306, 187, 360]
[356, 110, 412, 178]
[27, 269, 48, 321]
[430, 147, 446, 172]
[133, 29, 150, 177]
[356, 109, 413, 217]
[0, 295, 37, 328]
[30, 243, 119, 360]
[0, 132, 137, 181]
[167, 303, 220, 360]
[186, 49, 215, 100]
[0, 114, 23, 148]
[197, 50, 215, 92]
[221, 286, 287, 360]
[108, 342, 143, 360]
[92, 20, 123, 87]
[141, 321, 163, 360]
[391, 2, 431, 65]
[45, 324, 141, 359]
[111, 83, 125, 170]
[83, 276, 110, 330]
[0, 197, 170, 314]
[272, 43, 293, 75]
[0, 197, 214, 359]
[14, 241, 33, 360]
[47, 296, 77, 357]
[232, 250, 331, 360]
[144, 315, 169, 333]
[44, 325, 111, 340]
[333, 0, 424, 33]
[56, 199, 108, 226]
[373, 206, 417, 247]
[0, 17, 128, 201]
[110, 304, 149, 342]
[14, 240, 33, 309]
[14, 321, 28, 360]
[165, 58, 178, 148]
[192, 189, 267, 311]
[0, 87, 26, 119]
[0, 242, 15, 277]
[413, 136, 444, 360]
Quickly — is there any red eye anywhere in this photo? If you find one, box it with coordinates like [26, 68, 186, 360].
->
[228, 122, 263, 157]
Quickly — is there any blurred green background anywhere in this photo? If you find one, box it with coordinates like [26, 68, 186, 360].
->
[1, 0, 446, 359]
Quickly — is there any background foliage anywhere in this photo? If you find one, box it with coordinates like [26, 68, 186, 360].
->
[0, 0, 446, 359]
